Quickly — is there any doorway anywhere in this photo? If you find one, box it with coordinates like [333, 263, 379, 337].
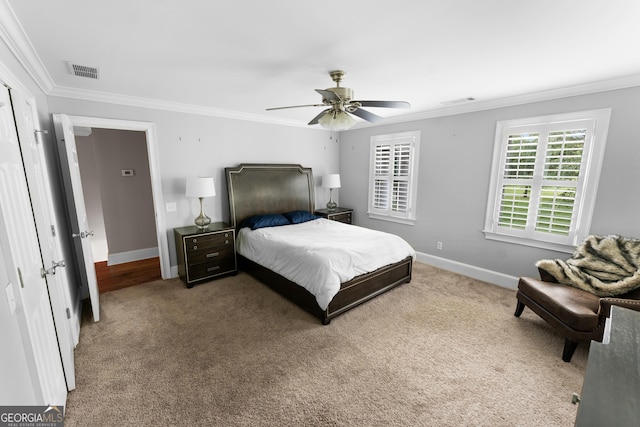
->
[74, 127, 162, 292]
[55, 115, 170, 298]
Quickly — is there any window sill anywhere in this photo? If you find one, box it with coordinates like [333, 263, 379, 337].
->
[367, 212, 416, 226]
[483, 230, 576, 254]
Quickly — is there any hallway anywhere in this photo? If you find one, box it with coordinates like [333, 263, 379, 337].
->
[95, 257, 162, 293]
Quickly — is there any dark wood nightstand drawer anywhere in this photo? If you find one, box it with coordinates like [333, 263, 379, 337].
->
[329, 212, 351, 224]
[187, 245, 235, 264]
[314, 207, 353, 224]
[185, 231, 233, 251]
[188, 258, 237, 281]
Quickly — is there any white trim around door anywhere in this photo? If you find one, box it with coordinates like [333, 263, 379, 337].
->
[62, 115, 170, 279]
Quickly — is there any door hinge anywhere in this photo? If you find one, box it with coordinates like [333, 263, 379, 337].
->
[34, 129, 48, 143]
[66, 308, 71, 319]
[51, 225, 56, 237]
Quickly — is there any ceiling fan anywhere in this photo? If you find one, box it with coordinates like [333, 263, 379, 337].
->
[266, 70, 410, 130]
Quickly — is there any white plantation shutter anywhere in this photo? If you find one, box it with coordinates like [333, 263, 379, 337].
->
[497, 132, 538, 229]
[534, 129, 585, 235]
[484, 109, 611, 252]
[373, 145, 391, 209]
[391, 143, 411, 213]
[369, 131, 420, 223]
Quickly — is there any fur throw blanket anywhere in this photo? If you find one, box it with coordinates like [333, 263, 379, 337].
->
[536, 235, 640, 297]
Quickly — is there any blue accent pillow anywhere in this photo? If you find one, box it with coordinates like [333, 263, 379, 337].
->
[283, 210, 319, 224]
[240, 214, 290, 230]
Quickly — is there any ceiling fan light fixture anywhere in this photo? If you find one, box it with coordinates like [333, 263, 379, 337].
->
[318, 110, 356, 131]
[266, 70, 409, 128]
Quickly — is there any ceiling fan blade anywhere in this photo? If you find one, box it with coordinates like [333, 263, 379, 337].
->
[352, 100, 411, 109]
[308, 109, 332, 125]
[350, 108, 383, 123]
[266, 104, 325, 111]
[315, 89, 341, 102]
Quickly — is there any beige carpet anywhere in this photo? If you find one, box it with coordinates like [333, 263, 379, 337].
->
[64, 262, 587, 426]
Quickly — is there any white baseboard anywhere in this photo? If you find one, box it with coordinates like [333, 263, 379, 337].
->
[165, 252, 518, 288]
[107, 247, 159, 266]
[415, 251, 519, 290]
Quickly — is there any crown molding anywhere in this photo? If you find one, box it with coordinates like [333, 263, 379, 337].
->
[0, 0, 55, 93]
[356, 73, 640, 129]
[49, 85, 311, 128]
[3, 0, 640, 130]
[50, 72, 640, 131]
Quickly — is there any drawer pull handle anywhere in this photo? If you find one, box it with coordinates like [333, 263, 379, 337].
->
[192, 238, 197, 243]
[224, 233, 229, 237]
[225, 240, 229, 244]
[206, 252, 219, 258]
[207, 266, 220, 272]
[192, 245, 198, 250]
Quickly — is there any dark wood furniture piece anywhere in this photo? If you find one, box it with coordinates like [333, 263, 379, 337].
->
[174, 223, 237, 288]
[225, 163, 412, 325]
[574, 306, 640, 426]
[314, 207, 353, 224]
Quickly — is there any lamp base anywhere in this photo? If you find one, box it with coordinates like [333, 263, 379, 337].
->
[194, 214, 211, 230]
[326, 187, 338, 211]
[194, 197, 211, 229]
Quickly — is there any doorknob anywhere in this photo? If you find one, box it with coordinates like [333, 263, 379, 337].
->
[40, 259, 66, 278]
[72, 230, 94, 239]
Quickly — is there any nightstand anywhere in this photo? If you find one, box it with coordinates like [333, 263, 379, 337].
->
[314, 207, 353, 224]
[174, 223, 237, 288]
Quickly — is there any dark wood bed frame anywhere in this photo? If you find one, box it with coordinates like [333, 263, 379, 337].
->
[225, 163, 412, 324]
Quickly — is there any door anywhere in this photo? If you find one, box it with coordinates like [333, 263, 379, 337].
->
[53, 114, 100, 322]
[14, 94, 77, 390]
[0, 83, 67, 405]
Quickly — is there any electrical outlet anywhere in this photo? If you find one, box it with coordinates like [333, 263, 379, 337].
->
[166, 202, 177, 212]
[436, 241, 443, 250]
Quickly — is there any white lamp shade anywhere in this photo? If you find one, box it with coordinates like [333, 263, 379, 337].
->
[323, 174, 341, 189]
[186, 177, 216, 197]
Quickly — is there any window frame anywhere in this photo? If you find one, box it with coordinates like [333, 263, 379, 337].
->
[367, 130, 421, 225]
[483, 109, 611, 253]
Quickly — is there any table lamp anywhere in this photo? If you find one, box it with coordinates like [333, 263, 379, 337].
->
[322, 174, 341, 211]
[186, 177, 215, 229]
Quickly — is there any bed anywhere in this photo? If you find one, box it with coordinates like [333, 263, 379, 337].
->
[225, 163, 414, 324]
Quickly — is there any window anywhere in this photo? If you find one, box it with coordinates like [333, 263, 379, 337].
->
[483, 109, 611, 252]
[368, 130, 420, 224]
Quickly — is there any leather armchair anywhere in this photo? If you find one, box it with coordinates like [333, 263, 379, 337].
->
[515, 268, 640, 362]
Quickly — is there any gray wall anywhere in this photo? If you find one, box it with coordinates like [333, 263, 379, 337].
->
[339, 86, 640, 279]
[45, 97, 339, 267]
[76, 128, 157, 261]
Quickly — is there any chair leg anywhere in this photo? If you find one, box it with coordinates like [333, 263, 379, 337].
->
[514, 300, 525, 317]
[562, 339, 579, 362]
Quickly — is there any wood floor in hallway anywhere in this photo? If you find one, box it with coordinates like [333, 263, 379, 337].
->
[95, 257, 162, 293]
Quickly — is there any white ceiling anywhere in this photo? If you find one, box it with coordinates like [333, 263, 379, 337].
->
[6, 0, 640, 127]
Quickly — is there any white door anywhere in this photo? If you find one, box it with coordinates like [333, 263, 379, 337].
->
[53, 114, 100, 322]
[0, 83, 67, 405]
[14, 94, 77, 390]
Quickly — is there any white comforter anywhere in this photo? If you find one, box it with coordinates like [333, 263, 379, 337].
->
[236, 218, 415, 310]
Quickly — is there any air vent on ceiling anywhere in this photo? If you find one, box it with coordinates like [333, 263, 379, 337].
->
[67, 62, 100, 79]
